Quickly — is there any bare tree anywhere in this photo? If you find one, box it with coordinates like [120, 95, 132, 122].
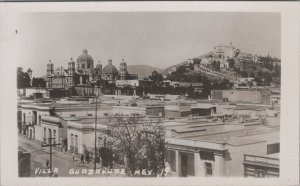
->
[106, 115, 165, 176]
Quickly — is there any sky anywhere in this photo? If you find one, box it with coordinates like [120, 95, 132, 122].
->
[14, 12, 280, 77]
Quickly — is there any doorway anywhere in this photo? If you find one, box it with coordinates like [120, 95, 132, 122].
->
[29, 129, 32, 140]
[181, 153, 188, 177]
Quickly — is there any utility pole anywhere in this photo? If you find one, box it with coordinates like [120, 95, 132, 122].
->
[94, 85, 100, 170]
[41, 137, 61, 177]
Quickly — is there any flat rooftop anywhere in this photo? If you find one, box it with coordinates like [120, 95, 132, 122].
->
[165, 117, 279, 146]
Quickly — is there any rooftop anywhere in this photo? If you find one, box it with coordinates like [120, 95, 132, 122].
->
[165, 117, 279, 146]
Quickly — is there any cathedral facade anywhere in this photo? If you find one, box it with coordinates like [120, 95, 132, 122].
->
[46, 49, 136, 90]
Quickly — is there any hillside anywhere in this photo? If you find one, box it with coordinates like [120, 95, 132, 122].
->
[162, 43, 281, 86]
[162, 51, 214, 75]
[127, 65, 163, 79]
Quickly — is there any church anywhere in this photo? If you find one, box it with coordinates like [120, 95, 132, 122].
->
[45, 49, 137, 95]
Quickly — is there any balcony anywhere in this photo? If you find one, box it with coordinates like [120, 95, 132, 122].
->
[243, 154, 279, 177]
[243, 154, 279, 168]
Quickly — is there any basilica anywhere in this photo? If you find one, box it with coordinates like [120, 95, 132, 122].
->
[46, 49, 137, 91]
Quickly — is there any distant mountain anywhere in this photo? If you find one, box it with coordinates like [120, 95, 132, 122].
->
[127, 65, 163, 79]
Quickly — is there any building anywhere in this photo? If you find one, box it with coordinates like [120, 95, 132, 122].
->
[18, 88, 47, 99]
[164, 117, 280, 177]
[18, 149, 31, 177]
[40, 116, 69, 149]
[20, 100, 111, 141]
[46, 49, 102, 89]
[67, 117, 109, 154]
[211, 89, 270, 104]
[270, 95, 280, 105]
[116, 80, 139, 88]
[45, 50, 140, 97]
[165, 103, 191, 119]
[112, 105, 165, 118]
[101, 59, 119, 83]
[243, 153, 279, 177]
[213, 43, 237, 59]
[190, 102, 216, 117]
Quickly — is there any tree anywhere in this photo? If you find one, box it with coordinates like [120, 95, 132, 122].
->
[274, 64, 281, 77]
[241, 71, 248, 78]
[211, 61, 220, 71]
[17, 67, 31, 89]
[148, 71, 163, 87]
[228, 58, 235, 68]
[32, 77, 46, 88]
[193, 58, 201, 65]
[106, 116, 166, 176]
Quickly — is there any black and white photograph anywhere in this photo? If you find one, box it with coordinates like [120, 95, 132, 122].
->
[0, 2, 299, 186]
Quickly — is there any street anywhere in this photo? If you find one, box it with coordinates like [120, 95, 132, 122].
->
[18, 134, 105, 177]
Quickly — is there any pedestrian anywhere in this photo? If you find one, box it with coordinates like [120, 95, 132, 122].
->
[46, 159, 49, 168]
[81, 154, 84, 164]
[72, 152, 75, 162]
[99, 156, 102, 168]
[86, 153, 90, 164]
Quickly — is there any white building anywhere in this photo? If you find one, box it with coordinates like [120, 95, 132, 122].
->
[164, 119, 280, 177]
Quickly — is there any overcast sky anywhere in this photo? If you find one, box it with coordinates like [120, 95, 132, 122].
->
[15, 12, 280, 77]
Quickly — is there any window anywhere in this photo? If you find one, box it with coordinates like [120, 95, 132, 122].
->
[75, 135, 78, 153]
[70, 114, 76, 117]
[267, 143, 280, 154]
[200, 151, 215, 161]
[71, 134, 74, 146]
[53, 130, 56, 143]
[254, 169, 266, 178]
[39, 115, 41, 124]
[205, 162, 213, 176]
[48, 129, 52, 143]
[43, 127, 46, 142]
[82, 64, 85, 69]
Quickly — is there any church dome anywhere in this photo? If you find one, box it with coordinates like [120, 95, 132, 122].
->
[102, 59, 119, 75]
[76, 49, 94, 69]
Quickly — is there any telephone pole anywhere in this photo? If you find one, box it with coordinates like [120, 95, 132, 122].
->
[41, 137, 61, 177]
[94, 88, 98, 170]
[94, 85, 101, 170]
